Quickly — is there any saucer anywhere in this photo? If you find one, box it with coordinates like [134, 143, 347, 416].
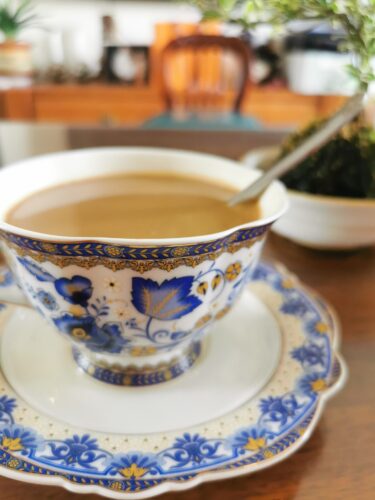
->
[0, 263, 346, 498]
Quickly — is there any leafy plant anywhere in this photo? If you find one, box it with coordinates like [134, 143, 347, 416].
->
[194, 0, 375, 91]
[194, 1, 375, 198]
[0, 0, 37, 40]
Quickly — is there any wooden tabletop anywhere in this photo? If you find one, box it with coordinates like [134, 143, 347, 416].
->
[1, 129, 374, 499]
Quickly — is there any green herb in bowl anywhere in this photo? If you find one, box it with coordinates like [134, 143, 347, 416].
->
[280, 122, 375, 199]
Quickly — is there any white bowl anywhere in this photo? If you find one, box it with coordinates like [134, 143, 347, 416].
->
[273, 190, 375, 250]
[241, 145, 375, 250]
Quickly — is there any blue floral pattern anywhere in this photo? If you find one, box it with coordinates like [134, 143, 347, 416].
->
[306, 318, 330, 338]
[44, 434, 107, 469]
[0, 396, 16, 425]
[280, 297, 311, 316]
[17, 255, 249, 354]
[132, 276, 201, 321]
[17, 258, 54, 282]
[161, 433, 225, 469]
[231, 428, 268, 453]
[54, 276, 93, 307]
[259, 395, 302, 427]
[0, 424, 43, 455]
[291, 344, 326, 367]
[299, 373, 328, 397]
[54, 314, 128, 353]
[0, 262, 341, 494]
[36, 290, 58, 311]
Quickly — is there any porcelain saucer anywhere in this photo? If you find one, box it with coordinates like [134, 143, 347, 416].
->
[0, 263, 346, 498]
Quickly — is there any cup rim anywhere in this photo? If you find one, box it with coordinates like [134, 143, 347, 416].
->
[0, 147, 289, 246]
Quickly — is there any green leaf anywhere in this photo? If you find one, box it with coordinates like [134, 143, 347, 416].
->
[202, 10, 222, 20]
[193, 0, 375, 89]
[0, 0, 37, 38]
[218, 0, 236, 11]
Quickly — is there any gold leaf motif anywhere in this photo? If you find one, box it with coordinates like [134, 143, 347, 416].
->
[171, 246, 189, 257]
[5, 234, 263, 272]
[105, 246, 122, 257]
[110, 482, 123, 491]
[225, 262, 242, 281]
[2, 437, 23, 451]
[119, 463, 148, 479]
[215, 305, 231, 320]
[130, 346, 157, 357]
[72, 328, 90, 340]
[263, 449, 274, 459]
[315, 322, 328, 334]
[281, 279, 294, 289]
[243, 437, 266, 452]
[69, 305, 86, 317]
[311, 379, 327, 393]
[6, 459, 20, 469]
[41, 243, 57, 253]
[194, 313, 212, 328]
[197, 282, 208, 295]
[211, 274, 222, 290]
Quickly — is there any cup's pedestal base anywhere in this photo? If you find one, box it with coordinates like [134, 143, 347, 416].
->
[0, 288, 281, 434]
[72, 342, 202, 386]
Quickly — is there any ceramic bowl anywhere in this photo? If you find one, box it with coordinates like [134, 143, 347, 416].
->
[242, 145, 375, 250]
[273, 190, 375, 250]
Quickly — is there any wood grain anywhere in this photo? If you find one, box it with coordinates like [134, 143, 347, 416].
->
[0, 130, 374, 499]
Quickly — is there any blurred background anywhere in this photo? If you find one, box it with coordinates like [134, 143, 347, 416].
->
[0, 0, 369, 165]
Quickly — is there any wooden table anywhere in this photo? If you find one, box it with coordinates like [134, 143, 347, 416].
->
[1, 130, 374, 499]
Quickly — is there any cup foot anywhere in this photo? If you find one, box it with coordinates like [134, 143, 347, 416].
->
[72, 342, 202, 386]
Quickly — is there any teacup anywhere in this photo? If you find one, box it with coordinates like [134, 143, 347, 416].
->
[0, 148, 287, 386]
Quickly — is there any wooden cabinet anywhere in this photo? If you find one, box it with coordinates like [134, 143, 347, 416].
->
[243, 87, 345, 127]
[31, 85, 164, 125]
[0, 88, 34, 120]
[0, 83, 345, 128]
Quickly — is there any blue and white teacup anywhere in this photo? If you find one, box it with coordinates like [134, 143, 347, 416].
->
[0, 148, 287, 386]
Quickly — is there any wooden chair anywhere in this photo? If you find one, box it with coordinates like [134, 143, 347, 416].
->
[161, 34, 251, 118]
[143, 34, 259, 129]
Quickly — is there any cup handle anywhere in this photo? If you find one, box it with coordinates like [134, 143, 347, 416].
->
[0, 262, 30, 307]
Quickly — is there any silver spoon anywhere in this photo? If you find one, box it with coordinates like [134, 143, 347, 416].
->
[228, 92, 365, 206]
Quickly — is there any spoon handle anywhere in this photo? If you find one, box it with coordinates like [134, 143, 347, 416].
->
[228, 93, 365, 206]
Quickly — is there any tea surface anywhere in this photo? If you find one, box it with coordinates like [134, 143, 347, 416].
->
[6, 173, 260, 239]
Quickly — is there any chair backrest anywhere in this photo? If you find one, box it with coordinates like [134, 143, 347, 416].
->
[161, 34, 251, 116]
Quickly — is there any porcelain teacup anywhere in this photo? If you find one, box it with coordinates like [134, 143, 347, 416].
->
[0, 148, 287, 386]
